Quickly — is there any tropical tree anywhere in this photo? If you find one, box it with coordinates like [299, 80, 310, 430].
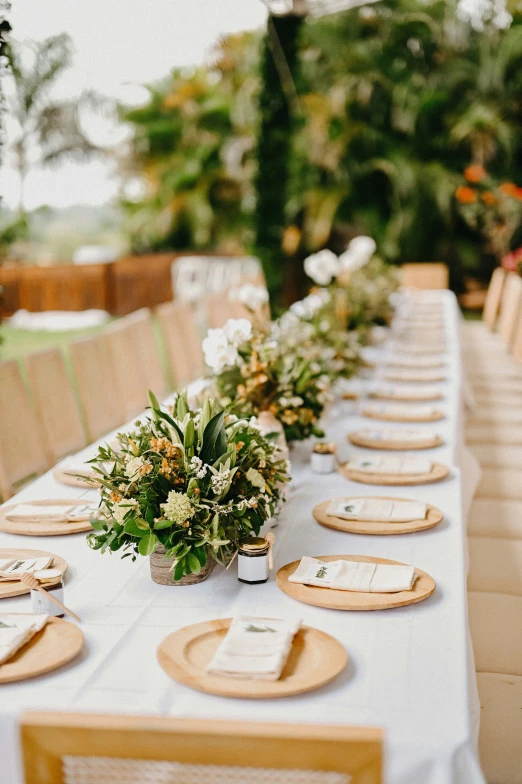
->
[5, 33, 103, 215]
[120, 33, 260, 253]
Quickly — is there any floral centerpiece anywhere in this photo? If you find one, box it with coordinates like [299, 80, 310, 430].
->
[302, 237, 400, 335]
[87, 391, 290, 585]
[203, 317, 331, 443]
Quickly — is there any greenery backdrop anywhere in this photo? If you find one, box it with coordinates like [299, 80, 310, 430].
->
[119, 0, 522, 296]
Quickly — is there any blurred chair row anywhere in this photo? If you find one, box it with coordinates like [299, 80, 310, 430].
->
[0, 259, 268, 500]
[462, 268, 522, 783]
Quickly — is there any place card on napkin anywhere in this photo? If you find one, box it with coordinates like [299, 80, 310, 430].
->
[0, 614, 48, 665]
[326, 497, 427, 522]
[347, 457, 432, 475]
[360, 428, 436, 443]
[65, 504, 99, 522]
[289, 557, 416, 593]
[0, 556, 53, 581]
[207, 616, 301, 681]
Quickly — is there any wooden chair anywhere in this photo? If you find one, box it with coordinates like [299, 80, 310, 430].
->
[156, 300, 204, 388]
[25, 349, 87, 465]
[69, 334, 125, 442]
[497, 272, 522, 347]
[483, 267, 506, 330]
[104, 319, 151, 420]
[21, 713, 383, 784]
[401, 262, 449, 290]
[0, 360, 49, 499]
[124, 308, 167, 397]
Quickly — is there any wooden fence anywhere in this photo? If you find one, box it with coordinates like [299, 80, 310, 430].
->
[0, 254, 178, 317]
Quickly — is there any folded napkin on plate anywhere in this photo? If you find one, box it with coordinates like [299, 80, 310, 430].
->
[0, 556, 53, 581]
[5, 504, 71, 522]
[374, 385, 440, 400]
[347, 456, 432, 475]
[327, 497, 427, 522]
[0, 614, 49, 665]
[360, 428, 436, 443]
[366, 403, 438, 418]
[207, 616, 301, 681]
[384, 369, 444, 382]
[387, 356, 445, 368]
[5, 503, 97, 524]
[289, 556, 416, 593]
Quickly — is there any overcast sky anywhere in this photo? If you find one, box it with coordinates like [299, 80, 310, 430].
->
[1, 0, 267, 210]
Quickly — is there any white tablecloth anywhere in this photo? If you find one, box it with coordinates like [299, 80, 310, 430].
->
[0, 291, 485, 784]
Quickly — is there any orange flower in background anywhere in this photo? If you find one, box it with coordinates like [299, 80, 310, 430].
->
[482, 191, 497, 205]
[464, 164, 486, 183]
[499, 182, 522, 200]
[456, 185, 477, 204]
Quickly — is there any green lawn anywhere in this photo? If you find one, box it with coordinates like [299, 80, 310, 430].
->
[0, 321, 116, 361]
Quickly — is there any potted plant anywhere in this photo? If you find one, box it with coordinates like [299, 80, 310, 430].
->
[87, 391, 290, 585]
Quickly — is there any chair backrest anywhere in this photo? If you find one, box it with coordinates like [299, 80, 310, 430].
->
[156, 300, 204, 388]
[497, 272, 522, 347]
[21, 712, 383, 784]
[25, 349, 87, 465]
[123, 308, 167, 398]
[0, 360, 49, 499]
[482, 267, 506, 330]
[69, 334, 125, 442]
[204, 293, 239, 329]
[104, 320, 150, 420]
[401, 262, 449, 290]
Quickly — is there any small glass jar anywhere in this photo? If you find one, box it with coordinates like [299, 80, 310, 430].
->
[311, 442, 337, 474]
[238, 536, 271, 584]
[31, 578, 65, 618]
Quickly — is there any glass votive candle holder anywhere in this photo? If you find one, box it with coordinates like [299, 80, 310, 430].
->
[311, 442, 337, 474]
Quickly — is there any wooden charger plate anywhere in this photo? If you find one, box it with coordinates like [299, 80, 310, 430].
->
[339, 462, 449, 486]
[277, 555, 436, 611]
[0, 616, 84, 684]
[0, 499, 94, 537]
[157, 618, 347, 699]
[362, 406, 445, 423]
[369, 389, 443, 402]
[348, 431, 443, 450]
[312, 497, 443, 535]
[52, 467, 99, 489]
[0, 549, 68, 599]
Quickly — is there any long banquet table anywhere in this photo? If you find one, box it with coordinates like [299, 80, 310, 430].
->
[0, 291, 485, 784]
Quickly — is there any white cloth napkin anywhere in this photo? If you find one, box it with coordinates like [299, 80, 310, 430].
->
[5, 505, 71, 522]
[5, 503, 97, 524]
[374, 385, 440, 400]
[289, 556, 416, 593]
[327, 497, 427, 522]
[383, 369, 445, 382]
[365, 403, 439, 418]
[387, 356, 445, 368]
[0, 614, 49, 664]
[359, 428, 437, 443]
[347, 456, 432, 475]
[0, 556, 53, 581]
[207, 617, 301, 681]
